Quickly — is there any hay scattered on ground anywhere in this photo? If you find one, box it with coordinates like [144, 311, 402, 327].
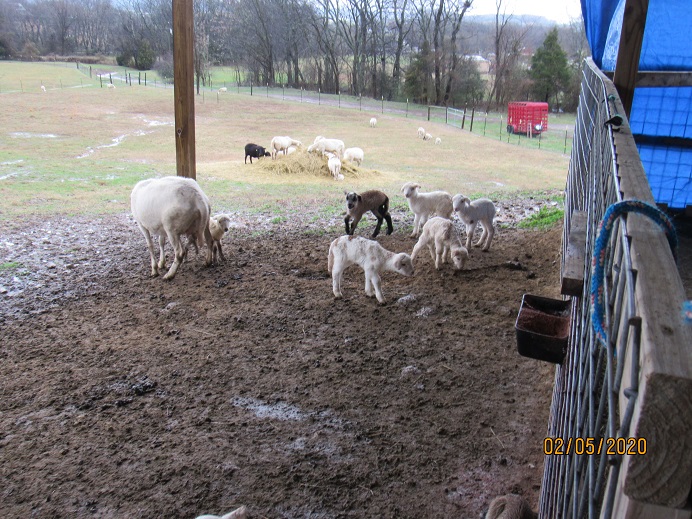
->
[254, 150, 378, 179]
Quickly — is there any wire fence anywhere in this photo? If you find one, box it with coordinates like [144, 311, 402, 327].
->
[541, 57, 691, 518]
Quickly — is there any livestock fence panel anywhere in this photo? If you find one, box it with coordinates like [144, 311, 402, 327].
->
[540, 57, 692, 519]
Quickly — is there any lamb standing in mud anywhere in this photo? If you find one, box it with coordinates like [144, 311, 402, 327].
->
[328, 235, 414, 304]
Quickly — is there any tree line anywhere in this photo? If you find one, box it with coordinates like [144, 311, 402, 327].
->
[0, 0, 588, 110]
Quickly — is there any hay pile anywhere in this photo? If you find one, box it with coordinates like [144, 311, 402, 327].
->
[253, 150, 377, 179]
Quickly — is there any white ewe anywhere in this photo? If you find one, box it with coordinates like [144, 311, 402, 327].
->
[270, 136, 302, 159]
[308, 137, 345, 159]
[107, 83, 116, 89]
[370, 117, 377, 127]
[218, 87, 227, 92]
[401, 182, 453, 238]
[411, 217, 468, 270]
[343, 147, 364, 166]
[452, 193, 496, 251]
[417, 127, 425, 139]
[131, 176, 213, 280]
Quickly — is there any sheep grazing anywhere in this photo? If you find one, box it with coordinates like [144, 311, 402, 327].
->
[435, 137, 442, 145]
[218, 87, 227, 92]
[343, 147, 364, 166]
[485, 494, 537, 519]
[417, 127, 426, 139]
[328, 156, 343, 181]
[131, 176, 213, 280]
[270, 135, 302, 159]
[195, 506, 248, 519]
[308, 136, 345, 159]
[107, 83, 116, 89]
[328, 235, 414, 304]
[423, 132, 433, 141]
[244, 143, 271, 164]
[401, 181, 453, 238]
[411, 217, 468, 270]
[344, 190, 393, 237]
[208, 213, 233, 262]
[452, 193, 496, 251]
[41, 85, 46, 93]
[370, 117, 377, 127]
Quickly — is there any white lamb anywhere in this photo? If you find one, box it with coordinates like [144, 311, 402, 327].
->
[308, 136, 345, 159]
[107, 83, 116, 89]
[343, 147, 364, 166]
[270, 136, 302, 159]
[417, 127, 425, 138]
[423, 132, 433, 141]
[41, 85, 46, 93]
[370, 117, 377, 127]
[452, 193, 496, 251]
[208, 213, 233, 262]
[218, 87, 227, 92]
[327, 156, 343, 181]
[435, 137, 442, 145]
[131, 176, 213, 280]
[411, 217, 468, 270]
[401, 181, 453, 238]
[328, 235, 414, 304]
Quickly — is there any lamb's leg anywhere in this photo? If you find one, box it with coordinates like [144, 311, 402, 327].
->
[138, 225, 159, 277]
[465, 222, 478, 250]
[349, 215, 362, 235]
[364, 269, 374, 297]
[482, 223, 495, 251]
[332, 262, 344, 299]
[371, 212, 383, 238]
[384, 213, 393, 235]
[370, 272, 386, 304]
[411, 214, 420, 238]
[411, 238, 427, 263]
[203, 226, 214, 266]
[344, 216, 351, 235]
[216, 240, 226, 262]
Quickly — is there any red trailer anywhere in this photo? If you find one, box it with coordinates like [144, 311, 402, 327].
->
[507, 102, 549, 136]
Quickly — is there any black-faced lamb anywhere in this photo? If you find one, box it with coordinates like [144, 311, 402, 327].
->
[328, 235, 414, 304]
[343, 147, 364, 166]
[344, 190, 393, 238]
[130, 176, 213, 280]
[401, 181, 453, 238]
[270, 136, 302, 159]
[411, 216, 468, 270]
[452, 193, 496, 251]
[244, 143, 271, 164]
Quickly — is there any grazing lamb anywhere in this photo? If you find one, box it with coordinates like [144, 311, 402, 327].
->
[244, 143, 271, 164]
[401, 182, 453, 238]
[344, 190, 393, 237]
[411, 217, 468, 270]
[417, 127, 425, 138]
[452, 193, 496, 251]
[107, 83, 116, 89]
[131, 176, 213, 280]
[328, 236, 414, 304]
[208, 213, 233, 262]
[270, 135, 302, 159]
[435, 137, 442, 145]
[328, 156, 343, 181]
[485, 494, 537, 519]
[369, 117, 377, 127]
[218, 87, 227, 92]
[343, 147, 364, 166]
[308, 136, 345, 159]
[423, 132, 433, 141]
[195, 506, 248, 519]
[41, 85, 46, 93]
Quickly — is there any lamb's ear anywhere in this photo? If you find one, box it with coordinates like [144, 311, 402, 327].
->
[357, 195, 362, 202]
[344, 190, 349, 196]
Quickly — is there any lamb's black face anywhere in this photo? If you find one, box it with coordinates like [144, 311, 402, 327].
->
[345, 192, 359, 210]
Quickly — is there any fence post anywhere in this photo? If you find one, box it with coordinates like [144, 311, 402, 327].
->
[359, 95, 362, 111]
[238, 81, 240, 94]
[427, 106, 431, 121]
[300, 87, 303, 102]
[250, 80, 253, 96]
[483, 113, 487, 136]
[100, 76, 103, 88]
[381, 96, 384, 114]
[283, 84, 285, 100]
[461, 105, 467, 129]
[89, 66, 92, 78]
[406, 98, 408, 118]
[469, 107, 475, 133]
[266, 83, 268, 97]
[445, 106, 448, 124]
[109, 73, 112, 85]
[500, 115, 503, 140]
[319, 88, 321, 105]
[145, 72, 147, 86]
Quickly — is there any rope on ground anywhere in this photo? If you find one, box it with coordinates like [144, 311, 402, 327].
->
[590, 200, 681, 347]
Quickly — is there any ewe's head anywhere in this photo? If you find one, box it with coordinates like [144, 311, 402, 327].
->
[401, 182, 421, 198]
[345, 191, 362, 210]
[452, 194, 470, 212]
[394, 253, 415, 276]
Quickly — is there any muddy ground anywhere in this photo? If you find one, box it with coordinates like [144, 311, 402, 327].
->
[0, 198, 565, 519]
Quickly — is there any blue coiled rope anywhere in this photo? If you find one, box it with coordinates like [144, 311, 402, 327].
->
[590, 200, 681, 347]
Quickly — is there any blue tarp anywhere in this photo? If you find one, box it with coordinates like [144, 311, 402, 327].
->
[581, 0, 692, 209]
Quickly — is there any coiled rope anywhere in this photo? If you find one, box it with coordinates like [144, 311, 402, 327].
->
[590, 200, 681, 347]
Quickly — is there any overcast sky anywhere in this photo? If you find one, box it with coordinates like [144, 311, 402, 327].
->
[468, 0, 583, 24]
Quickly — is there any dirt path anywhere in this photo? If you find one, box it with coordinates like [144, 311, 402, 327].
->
[0, 209, 561, 518]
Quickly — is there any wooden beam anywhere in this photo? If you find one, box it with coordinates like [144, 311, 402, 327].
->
[612, 0, 649, 118]
[604, 71, 692, 88]
[561, 211, 587, 296]
[172, 0, 196, 179]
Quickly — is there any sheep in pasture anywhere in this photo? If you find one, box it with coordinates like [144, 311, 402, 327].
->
[485, 494, 537, 519]
[218, 87, 227, 92]
[344, 190, 393, 237]
[423, 132, 433, 141]
[195, 506, 248, 519]
[401, 182, 453, 238]
[435, 137, 442, 145]
[270, 136, 302, 159]
[131, 176, 213, 280]
[328, 236, 414, 304]
[107, 83, 116, 89]
[417, 127, 425, 138]
[41, 85, 46, 93]
[328, 156, 343, 181]
[308, 136, 345, 159]
[452, 193, 496, 251]
[343, 147, 364, 166]
[411, 217, 468, 271]
[370, 117, 377, 127]
[208, 213, 233, 262]
[244, 143, 271, 164]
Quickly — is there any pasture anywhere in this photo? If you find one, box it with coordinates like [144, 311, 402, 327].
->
[0, 62, 568, 518]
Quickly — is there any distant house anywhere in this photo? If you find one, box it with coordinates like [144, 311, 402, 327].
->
[467, 55, 491, 74]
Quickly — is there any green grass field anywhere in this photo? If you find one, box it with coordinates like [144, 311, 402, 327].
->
[0, 61, 570, 221]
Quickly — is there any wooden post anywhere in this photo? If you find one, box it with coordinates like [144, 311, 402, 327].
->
[612, 0, 649, 118]
[173, 0, 196, 179]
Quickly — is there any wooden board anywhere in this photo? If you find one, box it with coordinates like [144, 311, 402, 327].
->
[561, 211, 587, 296]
